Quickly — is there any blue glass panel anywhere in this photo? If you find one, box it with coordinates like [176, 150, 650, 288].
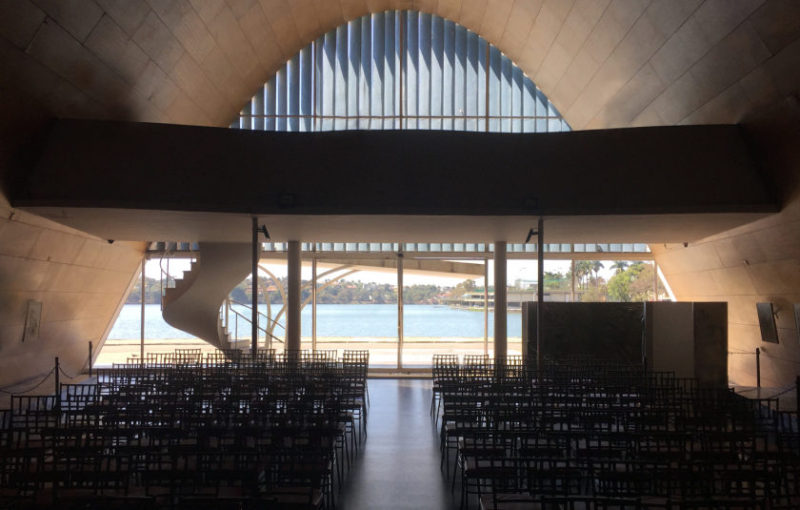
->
[417, 12, 431, 130]
[430, 14, 443, 130]
[383, 11, 395, 129]
[347, 19, 360, 130]
[287, 54, 299, 132]
[239, 10, 568, 135]
[404, 10, 418, 129]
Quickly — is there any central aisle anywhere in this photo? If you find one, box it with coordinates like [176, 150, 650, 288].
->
[338, 378, 459, 510]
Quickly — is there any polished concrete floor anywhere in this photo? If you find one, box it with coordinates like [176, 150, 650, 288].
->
[338, 378, 459, 510]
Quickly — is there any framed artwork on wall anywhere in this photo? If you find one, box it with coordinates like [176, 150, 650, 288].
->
[756, 302, 779, 343]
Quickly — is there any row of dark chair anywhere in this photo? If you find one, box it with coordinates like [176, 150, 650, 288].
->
[431, 354, 799, 510]
[0, 349, 369, 510]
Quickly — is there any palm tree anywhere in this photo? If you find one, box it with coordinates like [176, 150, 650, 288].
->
[591, 261, 604, 287]
[574, 261, 593, 289]
[610, 261, 629, 274]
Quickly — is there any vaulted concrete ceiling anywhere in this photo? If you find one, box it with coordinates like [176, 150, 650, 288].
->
[1, 0, 798, 134]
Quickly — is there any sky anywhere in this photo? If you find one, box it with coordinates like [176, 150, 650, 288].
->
[145, 258, 635, 287]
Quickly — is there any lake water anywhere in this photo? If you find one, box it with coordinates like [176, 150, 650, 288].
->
[109, 303, 523, 339]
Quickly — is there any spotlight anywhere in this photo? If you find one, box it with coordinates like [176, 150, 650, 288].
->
[259, 225, 270, 239]
[525, 228, 537, 244]
[107, 239, 114, 244]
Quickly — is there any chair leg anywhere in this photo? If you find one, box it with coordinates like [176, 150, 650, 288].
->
[451, 453, 459, 492]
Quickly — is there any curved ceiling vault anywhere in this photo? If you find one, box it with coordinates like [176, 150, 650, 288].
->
[1, 0, 797, 135]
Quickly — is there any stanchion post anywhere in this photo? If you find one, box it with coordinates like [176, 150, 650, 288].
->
[756, 348, 761, 388]
[54, 357, 60, 408]
[88, 342, 93, 378]
[795, 376, 799, 417]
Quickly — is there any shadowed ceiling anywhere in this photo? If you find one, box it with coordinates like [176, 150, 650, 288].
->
[1, 0, 797, 135]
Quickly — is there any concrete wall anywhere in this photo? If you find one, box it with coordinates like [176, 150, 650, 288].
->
[654, 100, 800, 387]
[0, 190, 145, 390]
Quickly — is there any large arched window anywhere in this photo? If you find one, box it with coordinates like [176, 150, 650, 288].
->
[234, 10, 569, 133]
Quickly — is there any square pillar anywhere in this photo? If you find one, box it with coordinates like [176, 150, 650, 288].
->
[286, 240, 301, 352]
[494, 241, 507, 361]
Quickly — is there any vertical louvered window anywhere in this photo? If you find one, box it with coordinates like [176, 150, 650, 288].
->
[235, 10, 569, 133]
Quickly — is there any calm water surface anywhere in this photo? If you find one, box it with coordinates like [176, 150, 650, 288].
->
[109, 304, 522, 339]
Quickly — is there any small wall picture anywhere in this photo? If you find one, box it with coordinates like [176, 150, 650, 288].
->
[794, 303, 800, 344]
[756, 302, 779, 343]
[22, 300, 42, 343]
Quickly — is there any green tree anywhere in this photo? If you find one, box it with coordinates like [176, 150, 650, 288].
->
[581, 284, 608, 302]
[543, 271, 569, 290]
[451, 279, 477, 297]
[126, 277, 162, 304]
[591, 261, 604, 287]
[573, 261, 593, 290]
[610, 261, 629, 274]
[606, 262, 656, 302]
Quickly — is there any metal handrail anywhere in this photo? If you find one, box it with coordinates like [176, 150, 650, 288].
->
[158, 252, 173, 311]
[230, 300, 285, 330]
[220, 301, 284, 344]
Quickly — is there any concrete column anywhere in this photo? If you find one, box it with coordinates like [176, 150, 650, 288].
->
[312, 255, 317, 351]
[536, 217, 544, 373]
[286, 241, 301, 352]
[494, 241, 507, 361]
[251, 217, 259, 356]
[484, 259, 489, 356]
[653, 261, 659, 300]
[397, 252, 404, 369]
[140, 258, 145, 365]
[570, 259, 576, 303]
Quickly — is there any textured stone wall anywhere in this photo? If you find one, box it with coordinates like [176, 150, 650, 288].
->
[0, 190, 145, 389]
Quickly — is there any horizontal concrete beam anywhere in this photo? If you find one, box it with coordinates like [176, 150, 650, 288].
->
[261, 256, 486, 278]
[12, 120, 776, 217]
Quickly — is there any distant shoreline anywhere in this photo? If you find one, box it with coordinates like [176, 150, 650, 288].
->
[104, 336, 523, 344]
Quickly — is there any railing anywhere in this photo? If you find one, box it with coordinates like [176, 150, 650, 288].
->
[230, 301, 285, 332]
[219, 299, 284, 347]
[158, 253, 175, 310]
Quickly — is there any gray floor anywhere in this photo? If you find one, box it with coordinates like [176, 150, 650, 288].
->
[338, 378, 459, 510]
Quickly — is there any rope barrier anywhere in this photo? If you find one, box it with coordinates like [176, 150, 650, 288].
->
[769, 383, 797, 397]
[58, 365, 77, 380]
[0, 367, 56, 395]
[735, 382, 796, 396]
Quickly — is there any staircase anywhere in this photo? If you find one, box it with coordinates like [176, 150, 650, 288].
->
[162, 242, 253, 349]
